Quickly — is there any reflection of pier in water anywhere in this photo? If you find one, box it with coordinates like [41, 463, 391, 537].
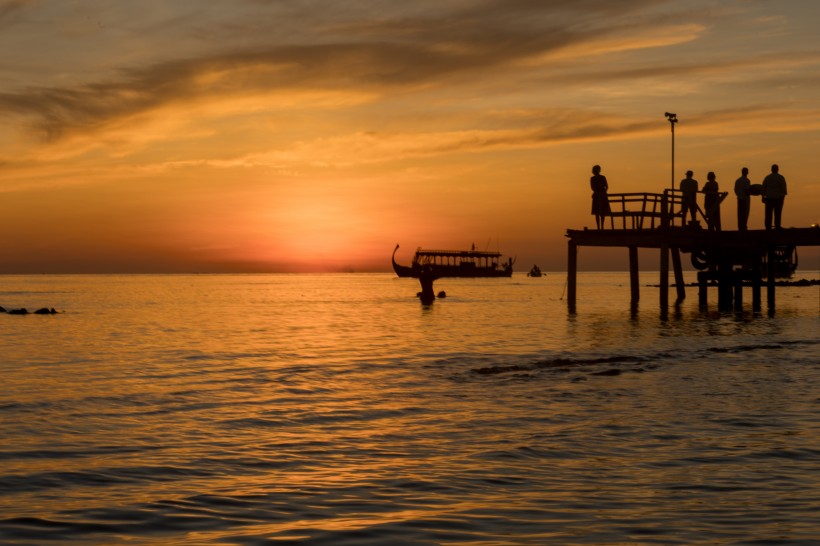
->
[566, 190, 820, 312]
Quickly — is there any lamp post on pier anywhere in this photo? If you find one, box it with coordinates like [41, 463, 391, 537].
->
[665, 112, 678, 191]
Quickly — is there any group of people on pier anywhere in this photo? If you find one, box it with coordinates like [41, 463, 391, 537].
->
[590, 164, 788, 231]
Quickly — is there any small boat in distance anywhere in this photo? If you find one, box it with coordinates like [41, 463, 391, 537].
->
[527, 264, 543, 278]
[392, 244, 514, 278]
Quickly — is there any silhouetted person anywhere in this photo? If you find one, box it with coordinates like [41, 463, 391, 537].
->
[734, 167, 751, 231]
[590, 164, 610, 229]
[761, 164, 787, 229]
[418, 266, 438, 305]
[702, 171, 722, 231]
[679, 170, 699, 225]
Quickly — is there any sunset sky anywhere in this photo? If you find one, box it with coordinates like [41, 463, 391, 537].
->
[1, 0, 819, 273]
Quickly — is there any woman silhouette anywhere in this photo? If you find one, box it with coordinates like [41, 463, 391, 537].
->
[590, 165, 611, 229]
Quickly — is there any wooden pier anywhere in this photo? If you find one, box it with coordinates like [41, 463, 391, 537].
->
[566, 190, 820, 311]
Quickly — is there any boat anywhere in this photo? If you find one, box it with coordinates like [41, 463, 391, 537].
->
[527, 264, 543, 278]
[392, 244, 514, 278]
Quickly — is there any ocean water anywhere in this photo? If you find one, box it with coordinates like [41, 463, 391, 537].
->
[0, 272, 818, 545]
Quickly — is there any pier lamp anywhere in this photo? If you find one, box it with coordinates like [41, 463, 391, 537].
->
[665, 112, 678, 191]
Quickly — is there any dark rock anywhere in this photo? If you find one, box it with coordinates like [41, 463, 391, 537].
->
[8, 308, 28, 315]
[34, 308, 57, 315]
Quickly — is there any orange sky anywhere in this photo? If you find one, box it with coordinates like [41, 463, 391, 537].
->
[1, 0, 819, 273]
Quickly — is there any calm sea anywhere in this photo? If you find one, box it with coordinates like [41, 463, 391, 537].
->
[1, 273, 818, 545]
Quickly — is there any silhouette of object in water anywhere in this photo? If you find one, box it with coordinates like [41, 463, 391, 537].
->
[417, 266, 440, 305]
[590, 165, 611, 230]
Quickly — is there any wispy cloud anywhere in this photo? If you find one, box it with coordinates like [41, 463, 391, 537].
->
[0, 0, 689, 146]
[1, 0, 819, 175]
[0, 0, 30, 19]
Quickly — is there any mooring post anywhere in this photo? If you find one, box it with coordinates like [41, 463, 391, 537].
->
[660, 244, 669, 309]
[671, 247, 685, 300]
[567, 240, 577, 309]
[629, 246, 639, 303]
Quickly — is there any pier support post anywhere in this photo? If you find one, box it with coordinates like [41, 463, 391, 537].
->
[718, 262, 733, 311]
[672, 247, 685, 300]
[660, 244, 669, 309]
[567, 241, 577, 310]
[766, 246, 776, 311]
[698, 271, 708, 307]
[752, 267, 762, 311]
[734, 269, 744, 311]
[629, 246, 639, 303]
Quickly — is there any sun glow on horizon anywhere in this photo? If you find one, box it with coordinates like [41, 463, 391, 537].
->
[0, 1, 818, 272]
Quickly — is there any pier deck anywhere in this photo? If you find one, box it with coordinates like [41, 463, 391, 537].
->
[566, 190, 820, 312]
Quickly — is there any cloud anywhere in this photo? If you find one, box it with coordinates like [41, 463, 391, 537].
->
[174, 109, 660, 170]
[2, 0, 818, 176]
[0, 0, 681, 147]
[0, 0, 29, 19]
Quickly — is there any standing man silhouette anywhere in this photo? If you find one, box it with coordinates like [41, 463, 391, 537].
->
[734, 167, 751, 231]
[761, 164, 787, 229]
[679, 170, 699, 226]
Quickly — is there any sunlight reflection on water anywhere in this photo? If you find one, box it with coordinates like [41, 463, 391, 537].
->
[0, 273, 818, 544]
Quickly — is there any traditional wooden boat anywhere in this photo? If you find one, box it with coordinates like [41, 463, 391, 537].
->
[392, 244, 514, 278]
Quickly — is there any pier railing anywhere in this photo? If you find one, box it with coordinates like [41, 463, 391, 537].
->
[605, 189, 727, 229]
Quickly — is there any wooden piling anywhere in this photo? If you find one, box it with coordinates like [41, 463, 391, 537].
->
[660, 244, 669, 309]
[698, 271, 708, 307]
[672, 247, 685, 300]
[767, 246, 776, 310]
[752, 268, 762, 311]
[734, 269, 743, 311]
[567, 241, 577, 309]
[718, 263, 734, 311]
[629, 246, 639, 302]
